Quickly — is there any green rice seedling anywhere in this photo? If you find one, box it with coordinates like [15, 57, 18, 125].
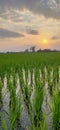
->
[47, 65, 51, 83]
[0, 66, 5, 83]
[24, 84, 32, 107]
[22, 68, 26, 85]
[48, 67, 54, 96]
[53, 66, 59, 87]
[28, 104, 35, 130]
[52, 87, 60, 130]
[33, 75, 44, 127]
[39, 69, 43, 82]
[0, 79, 3, 106]
[8, 80, 16, 104]
[0, 52, 60, 72]
[39, 114, 48, 130]
[2, 119, 8, 130]
[24, 67, 28, 84]
[30, 68, 33, 87]
[19, 68, 32, 106]
[19, 69, 31, 105]
[6, 73, 10, 89]
[33, 84, 43, 125]
[12, 71, 17, 88]
[29, 107, 48, 130]
[9, 96, 23, 130]
[59, 66, 60, 82]
[8, 79, 23, 129]
[19, 69, 26, 93]
[44, 66, 48, 82]
[1, 52, 60, 130]
[27, 69, 31, 86]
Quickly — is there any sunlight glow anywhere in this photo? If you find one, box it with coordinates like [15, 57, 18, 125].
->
[42, 39, 48, 44]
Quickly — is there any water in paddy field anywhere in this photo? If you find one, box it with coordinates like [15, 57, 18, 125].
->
[42, 81, 53, 130]
[0, 76, 12, 130]
[16, 75, 31, 130]
[0, 75, 31, 130]
[0, 69, 54, 130]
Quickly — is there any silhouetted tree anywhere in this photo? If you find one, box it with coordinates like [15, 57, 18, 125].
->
[30, 46, 36, 52]
[24, 49, 29, 52]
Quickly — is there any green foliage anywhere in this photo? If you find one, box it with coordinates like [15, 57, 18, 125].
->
[29, 112, 48, 130]
[0, 52, 60, 130]
[52, 87, 60, 130]
[0, 80, 2, 103]
[2, 120, 8, 130]
[33, 79, 44, 127]
[8, 79, 23, 129]
[0, 52, 60, 74]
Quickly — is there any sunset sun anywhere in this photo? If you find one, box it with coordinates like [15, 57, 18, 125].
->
[42, 39, 48, 44]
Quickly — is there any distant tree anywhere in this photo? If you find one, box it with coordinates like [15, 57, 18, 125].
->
[24, 49, 29, 52]
[37, 49, 42, 52]
[43, 49, 51, 52]
[30, 46, 36, 52]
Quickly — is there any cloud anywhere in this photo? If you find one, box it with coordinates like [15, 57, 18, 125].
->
[26, 29, 39, 35]
[51, 36, 60, 40]
[55, 0, 60, 4]
[0, 28, 24, 38]
[0, 0, 60, 20]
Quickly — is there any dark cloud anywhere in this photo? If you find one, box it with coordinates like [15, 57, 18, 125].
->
[27, 29, 39, 35]
[55, 0, 60, 4]
[0, 0, 60, 20]
[0, 28, 24, 38]
[51, 36, 60, 40]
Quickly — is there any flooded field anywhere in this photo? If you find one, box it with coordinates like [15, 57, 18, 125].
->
[0, 52, 60, 130]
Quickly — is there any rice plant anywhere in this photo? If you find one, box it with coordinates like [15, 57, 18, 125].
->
[0, 52, 60, 130]
[52, 87, 60, 130]
[29, 107, 48, 130]
[8, 78, 23, 129]
[0, 79, 3, 107]
[2, 119, 8, 130]
[32, 70, 44, 127]
[48, 67, 54, 96]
